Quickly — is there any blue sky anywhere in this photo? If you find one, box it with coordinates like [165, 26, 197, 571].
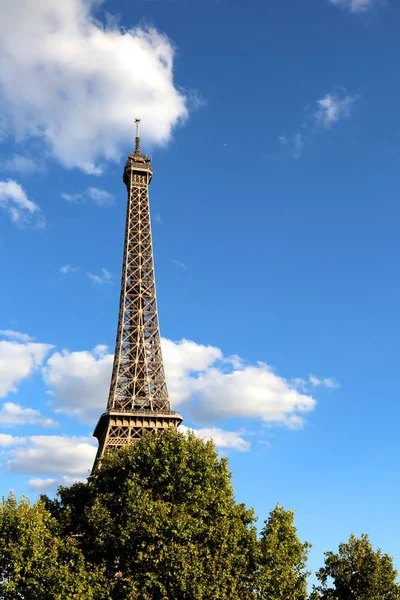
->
[0, 0, 399, 581]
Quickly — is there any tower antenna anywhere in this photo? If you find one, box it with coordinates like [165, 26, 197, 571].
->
[134, 118, 141, 155]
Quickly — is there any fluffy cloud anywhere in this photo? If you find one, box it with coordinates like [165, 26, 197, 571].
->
[28, 478, 57, 492]
[42, 338, 323, 430]
[183, 363, 315, 427]
[162, 339, 223, 404]
[0, 336, 53, 398]
[87, 268, 112, 285]
[43, 345, 114, 421]
[329, 0, 377, 12]
[0, 402, 58, 428]
[180, 425, 250, 452]
[315, 89, 357, 127]
[0, 0, 188, 173]
[0, 330, 35, 343]
[162, 339, 316, 427]
[62, 187, 114, 206]
[0, 179, 43, 227]
[0, 433, 26, 447]
[28, 475, 88, 492]
[8, 435, 97, 477]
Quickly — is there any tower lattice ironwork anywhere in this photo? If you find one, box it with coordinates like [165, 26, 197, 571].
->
[93, 121, 182, 469]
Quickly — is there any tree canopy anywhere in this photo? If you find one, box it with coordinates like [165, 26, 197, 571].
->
[0, 429, 398, 599]
[0, 493, 104, 600]
[258, 503, 311, 600]
[311, 533, 400, 600]
[48, 428, 260, 600]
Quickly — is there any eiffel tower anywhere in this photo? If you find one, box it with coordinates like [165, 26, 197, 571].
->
[93, 120, 182, 469]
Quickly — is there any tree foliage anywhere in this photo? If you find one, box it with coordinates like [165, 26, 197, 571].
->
[311, 533, 400, 600]
[51, 428, 259, 600]
[258, 503, 310, 600]
[1, 429, 399, 599]
[0, 494, 104, 599]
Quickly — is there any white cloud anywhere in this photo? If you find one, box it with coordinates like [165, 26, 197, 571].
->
[42, 338, 321, 430]
[60, 264, 80, 275]
[28, 477, 57, 492]
[279, 133, 304, 159]
[163, 340, 318, 427]
[27, 475, 86, 491]
[85, 187, 114, 206]
[184, 363, 315, 426]
[163, 339, 317, 427]
[292, 374, 340, 391]
[0, 402, 58, 428]
[309, 375, 340, 389]
[1, 154, 38, 175]
[0, 433, 26, 447]
[315, 89, 357, 127]
[0, 179, 43, 227]
[162, 339, 223, 404]
[180, 425, 250, 452]
[43, 345, 113, 421]
[0, 330, 35, 343]
[0, 338, 53, 398]
[329, 0, 377, 12]
[87, 268, 112, 285]
[60, 474, 88, 486]
[8, 435, 97, 476]
[62, 187, 114, 206]
[61, 192, 83, 203]
[0, 0, 188, 173]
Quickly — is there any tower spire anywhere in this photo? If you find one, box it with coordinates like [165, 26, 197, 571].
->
[92, 122, 182, 470]
[134, 118, 141, 155]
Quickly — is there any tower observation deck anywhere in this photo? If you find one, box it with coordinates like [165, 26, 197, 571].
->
[93, 120, 182, 469]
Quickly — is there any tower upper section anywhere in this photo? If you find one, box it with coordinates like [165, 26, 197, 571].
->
[123, 119, 153, 185]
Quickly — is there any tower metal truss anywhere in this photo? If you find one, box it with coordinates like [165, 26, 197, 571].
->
[93, 122, 182, 469]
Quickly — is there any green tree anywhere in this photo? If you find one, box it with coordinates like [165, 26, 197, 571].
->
[257, 503, 310, 600]
[0, 493, 105, 600]
[52, 428, 259, 600]
[311, 533, 400, 600]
